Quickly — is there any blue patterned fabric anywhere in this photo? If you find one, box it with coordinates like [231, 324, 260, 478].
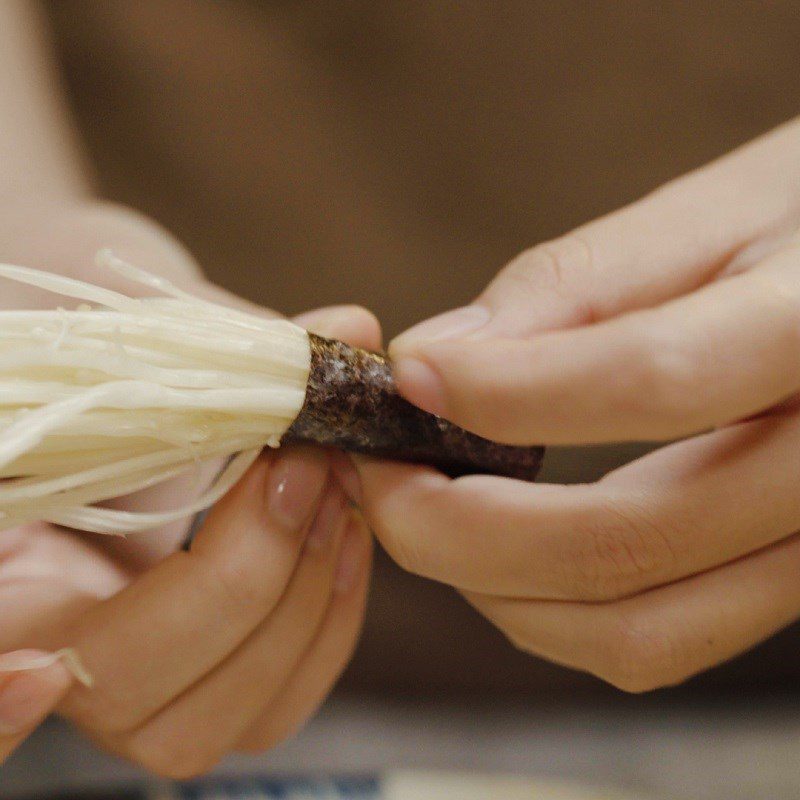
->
[11, 775, 382, 800]
[175, 777, 380, 800]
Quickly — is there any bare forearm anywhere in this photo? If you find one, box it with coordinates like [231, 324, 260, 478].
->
[0, 1, 89, 200]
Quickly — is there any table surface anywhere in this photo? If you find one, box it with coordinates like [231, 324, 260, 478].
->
[3, 692, 799, 800]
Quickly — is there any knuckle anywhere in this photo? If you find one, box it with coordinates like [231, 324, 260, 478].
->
[500, 234, 598, 318]
[209, 556, 278, 616]
[599, 611, 683, 693]
[564, 498, 678, 601]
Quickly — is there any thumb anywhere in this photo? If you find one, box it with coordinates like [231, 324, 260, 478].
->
[0, 650, 73, 763]
[387, 121, 800, 443]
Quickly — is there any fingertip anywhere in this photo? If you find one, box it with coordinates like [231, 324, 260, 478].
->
[394, 337, 546, 444]
[0, 652, 73, 737]
[294, 305, 383, 351]
[349, 456, 451, 555]
[344, 305, 383, 351]
[392, 356, 448, 417]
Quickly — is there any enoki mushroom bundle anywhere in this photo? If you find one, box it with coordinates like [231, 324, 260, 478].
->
[0, 253, 311, 534]
[0, 254, 542, 536]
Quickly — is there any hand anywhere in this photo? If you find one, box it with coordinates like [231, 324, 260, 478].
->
[354, 117, 800, 692]
[0, 199, 378, 774]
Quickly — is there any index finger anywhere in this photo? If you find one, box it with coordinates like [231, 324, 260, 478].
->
[393, 238, 800, 444]
[58, 447, 329, 734]
[354, 407, 800, 601]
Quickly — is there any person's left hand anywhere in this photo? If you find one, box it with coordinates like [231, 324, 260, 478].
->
[0, 200, 378, 774]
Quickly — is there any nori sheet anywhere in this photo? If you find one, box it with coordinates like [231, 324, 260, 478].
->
[283, 334, 544, 481]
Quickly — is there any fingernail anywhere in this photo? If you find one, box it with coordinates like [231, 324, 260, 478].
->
[392, 357, 448, 417]
[0, 666, 68, 735]
[305, 484, 348, 552]
[334, 518, 365, 594]
[390, 305, 490, 354]
[266, 448, 329, 531]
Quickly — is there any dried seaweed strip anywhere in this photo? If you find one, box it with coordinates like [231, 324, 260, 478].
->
[284, 334, 544, 481]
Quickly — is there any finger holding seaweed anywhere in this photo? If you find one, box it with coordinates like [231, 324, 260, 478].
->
[284, 334, 544, 481]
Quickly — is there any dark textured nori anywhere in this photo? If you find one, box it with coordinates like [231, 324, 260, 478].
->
[283, 333, 544, 481]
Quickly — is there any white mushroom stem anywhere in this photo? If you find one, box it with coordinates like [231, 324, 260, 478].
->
[0, 252, 311, 535]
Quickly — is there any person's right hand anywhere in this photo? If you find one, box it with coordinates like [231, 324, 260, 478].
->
[0, 200, 378, 774]
[355, 117, 800, 693]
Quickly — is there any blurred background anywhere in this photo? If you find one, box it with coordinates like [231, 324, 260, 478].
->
[5, 2, 800, 798]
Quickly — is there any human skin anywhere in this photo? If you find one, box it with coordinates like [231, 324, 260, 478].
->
[355, 116, 800, 693]
[0, 1, 379, 775]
